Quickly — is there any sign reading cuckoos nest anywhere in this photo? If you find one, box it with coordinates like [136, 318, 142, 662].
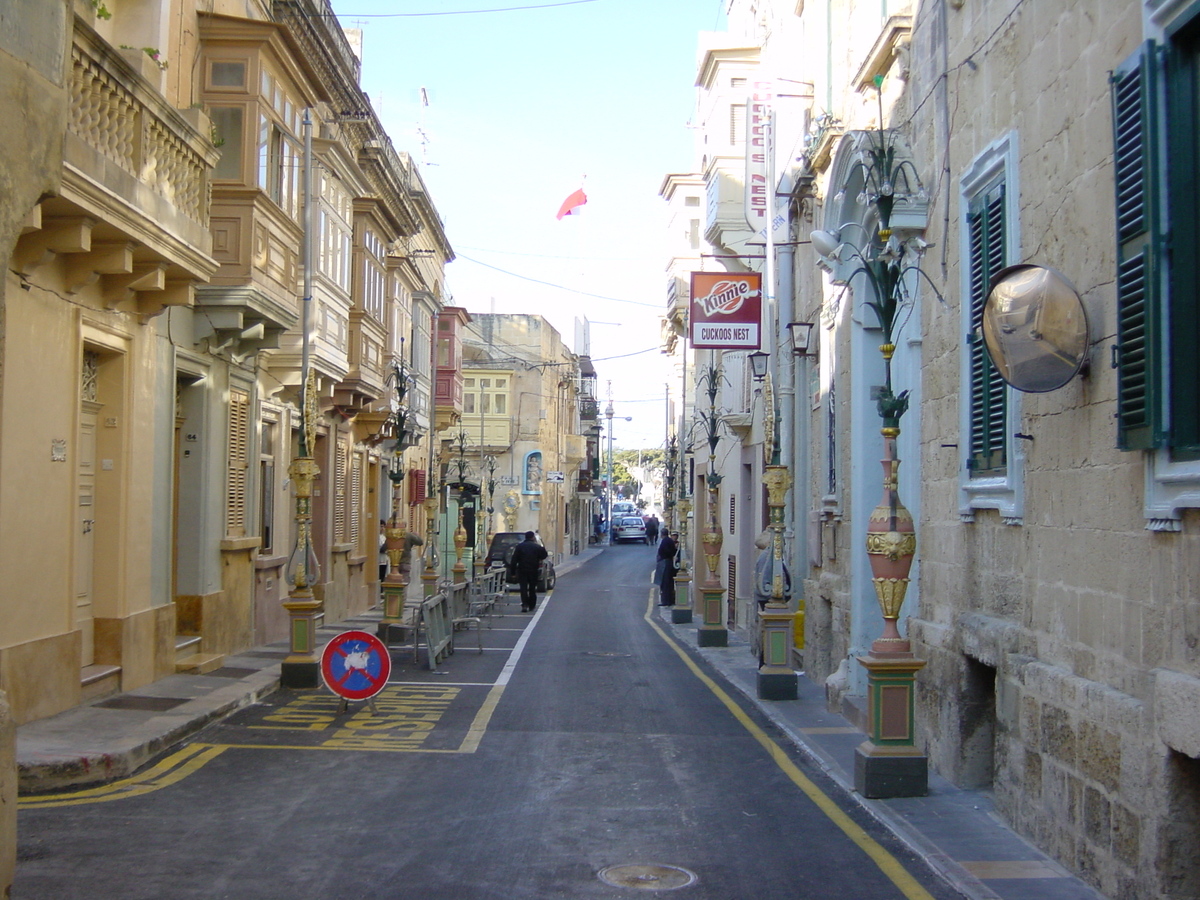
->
[689, 272, 762, 350]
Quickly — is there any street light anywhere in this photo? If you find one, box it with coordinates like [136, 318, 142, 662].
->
[603, 401, 631, 545]
[810, 73, 931, 796]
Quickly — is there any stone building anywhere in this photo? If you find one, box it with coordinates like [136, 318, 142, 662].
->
[669, 1, 1200, 896]
[0, 0, 453, 730]
[453, 313, 599, 568]
[0, 1, 75, 889]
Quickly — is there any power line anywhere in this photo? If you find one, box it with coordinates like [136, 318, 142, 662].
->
[456, 254, 661, 308]
[335, 0, 598, 17]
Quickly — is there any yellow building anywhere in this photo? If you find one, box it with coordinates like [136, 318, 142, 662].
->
[0, 0, 451, 727]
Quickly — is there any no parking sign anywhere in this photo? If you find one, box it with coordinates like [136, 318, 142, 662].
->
[321, 630, 392, 701]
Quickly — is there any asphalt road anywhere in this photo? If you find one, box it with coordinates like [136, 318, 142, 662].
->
[15, 545, 961, 900]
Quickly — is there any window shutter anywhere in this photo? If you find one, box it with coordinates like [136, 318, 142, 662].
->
[410, 468, 427, 506]
[1166, 34, 1200, 454]
[349, 450, 362, 544]
[1111, 43, 1163, 450]
[226, 390, 250, 536]
[334, 438, 348, 541]
[967, 183, 1008, 474]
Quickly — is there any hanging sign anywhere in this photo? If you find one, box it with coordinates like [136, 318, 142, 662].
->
[690, 272, 762, 349]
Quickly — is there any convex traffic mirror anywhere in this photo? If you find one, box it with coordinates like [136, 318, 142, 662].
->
[982, 264, 1089, 393]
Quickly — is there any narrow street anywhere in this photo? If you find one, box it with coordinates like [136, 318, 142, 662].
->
[16, 548, 959, 900]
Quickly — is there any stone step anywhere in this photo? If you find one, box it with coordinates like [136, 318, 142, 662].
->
[174, 634, 201, 663]
[175, 652, 225, 675]
[80, 663, 122, 702]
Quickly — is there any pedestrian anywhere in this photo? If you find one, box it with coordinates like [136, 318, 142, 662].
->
[378, 520, 389, 584]
[645, 515, 660, 543]
[508, 530, 548, 612]
[656, 531, 679, 606]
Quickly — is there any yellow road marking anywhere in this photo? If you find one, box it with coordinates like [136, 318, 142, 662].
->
[642, 591, 937, 900]
[19, 744, 228, 808]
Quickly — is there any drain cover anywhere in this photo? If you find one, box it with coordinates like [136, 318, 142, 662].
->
[598, 864, 697, 890]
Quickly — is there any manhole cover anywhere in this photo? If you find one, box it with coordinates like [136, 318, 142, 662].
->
[598, 864, 697, 890]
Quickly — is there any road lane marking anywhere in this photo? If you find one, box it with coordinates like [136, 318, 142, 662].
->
[21, 600, 550, 805]
[19, 744, 228, 809]
[642, 591, 938, 900]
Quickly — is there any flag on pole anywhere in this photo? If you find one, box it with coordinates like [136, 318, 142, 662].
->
[556, 188, 587, 219]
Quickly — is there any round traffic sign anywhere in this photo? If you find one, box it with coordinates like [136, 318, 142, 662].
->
[320, 630, 392, 700]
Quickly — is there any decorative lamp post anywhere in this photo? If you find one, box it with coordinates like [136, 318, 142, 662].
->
[281, 110, 321, 689]
[696, 360, 727, 648]
[447, 429, 472, 583]
[811, 75, 930, 797]
[421, 467, 440, 600]
[380, 361, 420, 630]
[281, 369, 322, 688]
[604, 400, 614, 544]
[482, 454, 498, 566]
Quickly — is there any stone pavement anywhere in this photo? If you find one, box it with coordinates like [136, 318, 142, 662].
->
[16, 547, 1109, 900]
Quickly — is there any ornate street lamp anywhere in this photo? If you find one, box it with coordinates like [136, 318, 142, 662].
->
[446, 428, 474, 582]
[695, 359, 727, 648]
[810, 74, 932, 796]
[380, 360, 422, 630]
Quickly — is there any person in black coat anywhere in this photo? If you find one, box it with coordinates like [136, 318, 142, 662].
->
[655, 531, 679, 606]
[509, 531, 548, 612]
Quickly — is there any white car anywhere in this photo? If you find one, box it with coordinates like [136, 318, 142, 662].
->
[612, 516, 649, 544]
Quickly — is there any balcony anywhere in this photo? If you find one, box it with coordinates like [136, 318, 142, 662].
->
[14, 21, 221, 315]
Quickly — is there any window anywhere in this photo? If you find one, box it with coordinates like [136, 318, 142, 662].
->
[730, 103, 746, 145]
[1111, 11, 1200, 528]
[967, 181, 1008, 475]
[209, 106, 244, 181]
[361, 228, 386, 322]
[226, 389, 251, 537]
[209, 60, 246, 89]
[259, 417, 276, 553]
[958, 132, 1024, 523]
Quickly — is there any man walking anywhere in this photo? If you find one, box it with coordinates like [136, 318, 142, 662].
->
[656, 531, 679, 607]
[509, 531, 548, 612]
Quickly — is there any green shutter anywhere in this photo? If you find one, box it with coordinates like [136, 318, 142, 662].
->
[1111, 43, 1163, 450]
[967, 183, 1007, 474]
[1166, 31, 1200, 456]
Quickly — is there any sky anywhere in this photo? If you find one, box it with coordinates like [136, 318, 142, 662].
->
[328, 0, 728, 450]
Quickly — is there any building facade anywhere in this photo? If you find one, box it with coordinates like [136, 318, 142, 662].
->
[0, 0, 454, 732]
[668, 0, 1200, 896]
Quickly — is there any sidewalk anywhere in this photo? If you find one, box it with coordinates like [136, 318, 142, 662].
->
[16, 547, 1107, 900]
[655, 608, 1108, 900]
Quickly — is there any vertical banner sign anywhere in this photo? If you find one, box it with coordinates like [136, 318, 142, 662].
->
[745, 81, 773, 232]
[690, 272, 762, 349]
[744, 81, 788, 242]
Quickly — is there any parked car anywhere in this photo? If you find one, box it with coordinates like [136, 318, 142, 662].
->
[484, 532, 557, 592]
[612, 516, 649, 544]
[611, 501, 638, 517]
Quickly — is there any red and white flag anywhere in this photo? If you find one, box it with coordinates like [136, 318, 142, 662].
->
[556, 188, 587, 219]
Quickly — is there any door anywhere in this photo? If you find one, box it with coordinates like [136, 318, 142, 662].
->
[76, 402, 101, 667]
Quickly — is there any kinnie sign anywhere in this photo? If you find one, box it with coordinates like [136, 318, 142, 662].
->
[690, 272, 762, 349]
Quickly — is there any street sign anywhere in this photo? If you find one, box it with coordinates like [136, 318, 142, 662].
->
[321, 630, 392, 701]
[546, 471, 564, 483]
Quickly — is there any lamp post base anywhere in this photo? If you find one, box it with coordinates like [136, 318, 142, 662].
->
[280, 659, 320, 689]
[757, 668, 798, 700]
[854, 743, 928, 798]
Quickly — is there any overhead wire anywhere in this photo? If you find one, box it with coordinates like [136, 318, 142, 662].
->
[456, 254, 661, 308]
[331, 0, 597, 17]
